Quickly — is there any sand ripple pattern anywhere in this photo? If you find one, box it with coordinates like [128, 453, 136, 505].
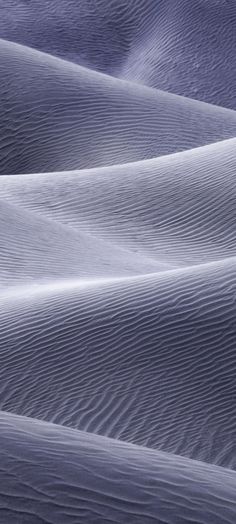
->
[0, 1, 236, 522]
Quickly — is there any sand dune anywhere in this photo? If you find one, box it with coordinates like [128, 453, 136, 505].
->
[1, 1, 235, 109]
[1, 38, 236, 175]
[0, 199, 169, 287]
[1, 410, 236, 524]
[0, 2, 236, 522]
[1, 138, 235, 267]
[0, 258, 235, 468]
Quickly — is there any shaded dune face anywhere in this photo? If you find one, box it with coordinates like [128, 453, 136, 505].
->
[0, 1, 236, 523]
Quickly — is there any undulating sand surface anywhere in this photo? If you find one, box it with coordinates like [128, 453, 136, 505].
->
[1, 0, 236, 109]
[0, 1, 236, 522]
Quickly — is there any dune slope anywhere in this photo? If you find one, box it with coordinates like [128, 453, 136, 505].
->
[1, 138, 235, 267]
[0, 198, 169, 287]
[0, 258, 235, 468]
[1, 410, 236, 524]
[0, 38, 236, 175]
[0, 1, 235, 109]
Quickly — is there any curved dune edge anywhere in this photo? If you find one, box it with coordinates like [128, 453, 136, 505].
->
[0, 198, 171, 288]
[0, 1, 235, 109]
[0, 38, 236, 175]
[0, 409, 236, 524]
[0, 257, 235, 469]
[1, 137, 235, 268]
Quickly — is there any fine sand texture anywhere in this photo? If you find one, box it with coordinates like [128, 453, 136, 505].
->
[0, 1, 236, 522]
